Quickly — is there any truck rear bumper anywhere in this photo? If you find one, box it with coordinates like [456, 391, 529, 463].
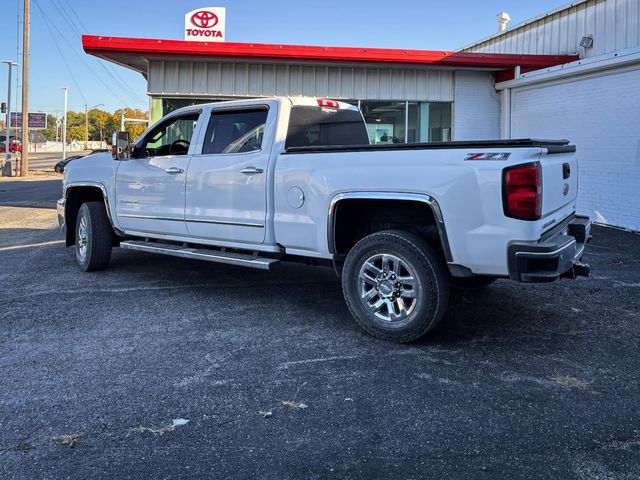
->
[507, 215, 591, 283]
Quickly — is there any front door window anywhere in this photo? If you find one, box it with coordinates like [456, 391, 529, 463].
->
[139, 114, 200, 157]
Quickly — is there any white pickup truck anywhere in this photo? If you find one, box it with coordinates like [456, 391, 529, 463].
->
[58, 97, 590, 342]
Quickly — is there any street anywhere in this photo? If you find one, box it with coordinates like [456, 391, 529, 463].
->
[0, 177, 639, 479]
[25, 151, 66, 171]
[5, 151, 93, 173]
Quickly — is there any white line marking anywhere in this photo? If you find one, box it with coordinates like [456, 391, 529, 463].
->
[0, 240, 65, 252]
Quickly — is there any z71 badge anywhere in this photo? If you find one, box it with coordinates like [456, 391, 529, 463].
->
[465, 152, 511, 161]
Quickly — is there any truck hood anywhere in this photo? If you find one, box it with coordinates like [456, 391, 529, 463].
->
[63, 151, 117, 191]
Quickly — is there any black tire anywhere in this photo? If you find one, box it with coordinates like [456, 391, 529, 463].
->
[449, 276, 496, 291]
[342, 230, 449, 342]
[75, 201, 113, 272]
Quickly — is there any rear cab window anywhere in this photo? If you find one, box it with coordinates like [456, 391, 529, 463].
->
[285, 105, 370, 149]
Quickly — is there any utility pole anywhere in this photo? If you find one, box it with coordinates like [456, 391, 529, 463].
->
[20, 0, 30, 176]
[62, 88, 68, 161]
[2, 61, 18, 175]
[84, 104, 88, 150]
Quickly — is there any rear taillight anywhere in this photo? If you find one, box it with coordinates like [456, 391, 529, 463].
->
[503, 162, 542, 220]
[317, 98, 340, 108]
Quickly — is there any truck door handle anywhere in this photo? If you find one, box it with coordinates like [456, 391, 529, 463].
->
[165, 167, 184, 175]
[240, 166, 264, 175]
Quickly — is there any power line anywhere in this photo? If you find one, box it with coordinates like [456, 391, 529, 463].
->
[50, 0, 82, 37]
[60, 0, 88, 32]
[97, 59, 148, 105]
[103, 58, 147, 103]
[38, 0, 146, 107]
[34, 0, 87, 104]
[48, 0, 147, 105]
[34, 0, 133, 107]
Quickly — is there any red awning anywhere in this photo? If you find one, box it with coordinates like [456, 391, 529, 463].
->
[83, 35, 578, 80]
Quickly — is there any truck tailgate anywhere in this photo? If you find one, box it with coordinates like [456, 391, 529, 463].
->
[540, 148, 578, 220]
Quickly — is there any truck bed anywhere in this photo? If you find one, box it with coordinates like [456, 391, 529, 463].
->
[285, 138, 576, 154]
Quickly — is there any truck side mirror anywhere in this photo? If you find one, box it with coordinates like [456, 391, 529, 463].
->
[112, 131, 131, 160]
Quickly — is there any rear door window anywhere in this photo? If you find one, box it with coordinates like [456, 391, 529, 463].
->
[202, 109, 268, 154]
[286, 106, 370, 149]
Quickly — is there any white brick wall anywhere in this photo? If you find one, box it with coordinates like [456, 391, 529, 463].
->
[510, 66, 640, 230]
[453, 71, 501, 141]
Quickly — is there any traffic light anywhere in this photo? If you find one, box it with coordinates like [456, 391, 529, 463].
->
[0, 103, 6, 114]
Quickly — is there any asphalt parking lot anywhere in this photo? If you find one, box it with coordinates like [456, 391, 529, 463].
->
[1, 177, 639, 479]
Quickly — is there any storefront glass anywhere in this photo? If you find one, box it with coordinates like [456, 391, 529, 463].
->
[359, 101, 407, 144]
[158, 97, 452, 144]
[350, 100, 452, 144]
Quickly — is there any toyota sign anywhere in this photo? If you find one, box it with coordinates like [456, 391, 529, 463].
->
[184, 7, 226, 42]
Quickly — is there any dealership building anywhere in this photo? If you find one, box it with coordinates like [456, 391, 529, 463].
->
[84, 0, 640, 230]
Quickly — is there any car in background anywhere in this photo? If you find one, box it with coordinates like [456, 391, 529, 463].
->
[0, 139, 22, 153]
[54, 149, 108, 173]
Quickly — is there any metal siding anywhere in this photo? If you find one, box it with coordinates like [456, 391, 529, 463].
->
[327, 67, 340, 98]
[164, 61, 178, 93]
[261, 64, 275, 95]
[177, 62, 192, 94]
[462, 0, 640, 58]
[315, 66, 329, 98]
[234, 63, 248, 96]
[365, 69, 378, 98]
[378, 69, 390, 99]
[302, 66, 315, 96]
[248, 64, 262, 96]
[220, 63, 234, 94]
[289, 65, 302, 96]
[275, 65, 288, 96]
[148, 61, 163, 93]
[148, 59, 454, 102]
[404, 69, 416, 99]
[353, 68, 366, 98]
[339, 68, 354, 98]
[192, 63, 207, 94]
[206, 63, 221, 94]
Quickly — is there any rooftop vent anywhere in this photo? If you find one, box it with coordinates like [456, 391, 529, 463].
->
[497, 12, 511, 32]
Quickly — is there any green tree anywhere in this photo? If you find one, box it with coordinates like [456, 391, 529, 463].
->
[114, 108, 149, 142]
[55, 107, 150, 145]
[88, 109, 111, 142]
[67, 125, 85, 141]
[42, 114, 59, 141]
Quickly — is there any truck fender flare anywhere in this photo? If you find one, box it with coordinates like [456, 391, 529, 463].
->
[326, 191, 453, 262]
[64, 182, 121, 235]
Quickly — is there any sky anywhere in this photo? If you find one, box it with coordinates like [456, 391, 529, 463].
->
[0, 0, 568, 116]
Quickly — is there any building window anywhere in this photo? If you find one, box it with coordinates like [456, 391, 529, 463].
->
[158, 97, 452, 144]
[423, 102, 452, 142]
[353, 100, 452, 144]
[359, 101, 407, 144]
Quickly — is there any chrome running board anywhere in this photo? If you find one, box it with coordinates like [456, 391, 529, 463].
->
[119, 240, 279, 270]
